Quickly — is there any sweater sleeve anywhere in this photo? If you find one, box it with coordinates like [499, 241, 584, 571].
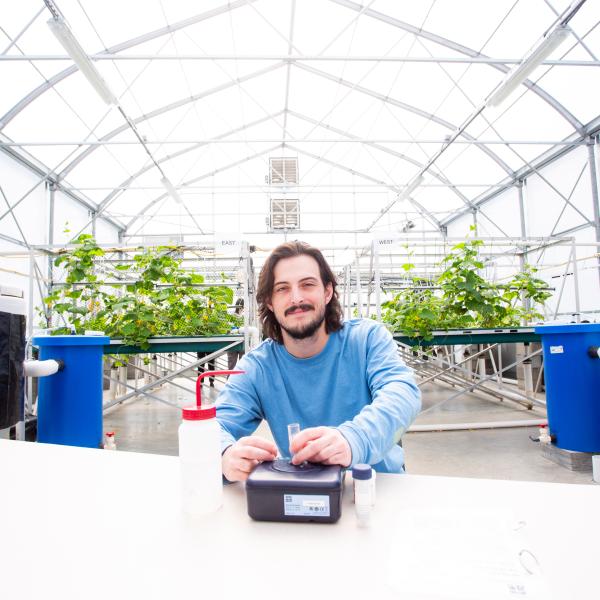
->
[215, 354, 265, 453]
[337, 324, 421, 466]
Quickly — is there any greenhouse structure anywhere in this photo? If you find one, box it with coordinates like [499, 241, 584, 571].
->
[0, 2, 599, 598]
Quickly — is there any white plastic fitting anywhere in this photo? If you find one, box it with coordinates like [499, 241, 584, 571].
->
[23, 359, 63, 378]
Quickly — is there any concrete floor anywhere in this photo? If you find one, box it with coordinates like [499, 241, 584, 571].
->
[104, 376, 597, 485]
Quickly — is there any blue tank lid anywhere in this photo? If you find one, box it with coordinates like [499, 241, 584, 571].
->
[32, 335, 110, 346]
[534, 323, 600, 334]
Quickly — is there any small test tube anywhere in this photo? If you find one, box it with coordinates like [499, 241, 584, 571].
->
[287, 423, 300, 461]
[352, 464, 374, 527]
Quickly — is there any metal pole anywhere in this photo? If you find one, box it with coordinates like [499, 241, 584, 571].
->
[517, 180, 530, 318]
[366, 245, 374, 318]
[355, 255, 363, 318]
[571, 238, 581, 317]
[47, 182, 55, 326]
[587, 138, 600, 288]
[241, 241, 250, 352]
[344, 266, 351, 319]
[374, 242, 381, 322]
[552, 243, 575, 319]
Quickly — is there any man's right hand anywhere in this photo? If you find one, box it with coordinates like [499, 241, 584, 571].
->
[222, 436, 278, 482]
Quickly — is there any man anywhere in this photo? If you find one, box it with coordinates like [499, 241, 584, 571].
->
[216, 241, 421, 482]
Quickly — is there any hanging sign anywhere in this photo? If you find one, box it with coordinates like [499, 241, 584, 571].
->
[214, 233, 242, 256]
[372, 233, 401, 253]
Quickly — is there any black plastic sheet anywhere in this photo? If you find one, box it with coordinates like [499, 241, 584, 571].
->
[0, 311, 26, 429]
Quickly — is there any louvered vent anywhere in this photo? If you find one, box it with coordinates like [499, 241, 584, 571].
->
[269, 157, 298, 185]
[270, 198, 300, 229]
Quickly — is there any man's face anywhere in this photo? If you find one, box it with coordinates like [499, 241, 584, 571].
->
[268, 254, 333, 341]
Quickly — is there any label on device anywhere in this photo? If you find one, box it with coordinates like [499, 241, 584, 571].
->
[549, 345, 564, 354]
[283, 494, 330, 517]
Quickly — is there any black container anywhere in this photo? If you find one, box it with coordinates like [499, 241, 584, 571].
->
[246, 459, 344, 523]
[0, 310, 26, 430]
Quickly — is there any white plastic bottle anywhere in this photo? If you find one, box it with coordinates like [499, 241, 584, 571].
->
[179, 369, 243, 516]
[104, 431, 117, 450]
[179, 404, 223, 516]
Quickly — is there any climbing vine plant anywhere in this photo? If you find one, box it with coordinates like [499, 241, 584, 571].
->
[41, 234, 241, 350]
[380, 237, 551, 340]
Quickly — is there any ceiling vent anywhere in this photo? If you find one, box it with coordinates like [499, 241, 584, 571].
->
[269, 157, 298, 185]
[270, 198, 300, 230]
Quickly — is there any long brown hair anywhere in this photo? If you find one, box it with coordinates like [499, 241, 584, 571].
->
[257, 241, 343, 343]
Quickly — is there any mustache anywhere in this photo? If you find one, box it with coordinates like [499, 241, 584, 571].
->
[284, 303, 314, 316]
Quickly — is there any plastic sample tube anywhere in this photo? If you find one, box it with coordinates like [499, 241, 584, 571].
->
[352, 464, 374, 527]
[287, 423, 300, 460]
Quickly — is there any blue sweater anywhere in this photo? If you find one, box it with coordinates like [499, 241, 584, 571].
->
[216, 318, 421, 473]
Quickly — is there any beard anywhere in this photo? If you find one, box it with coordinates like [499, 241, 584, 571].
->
[279, 303, 327, 340]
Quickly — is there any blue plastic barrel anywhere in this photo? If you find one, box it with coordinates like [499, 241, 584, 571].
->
[33, 335, 110, 448]
[534, 323, 600, 452]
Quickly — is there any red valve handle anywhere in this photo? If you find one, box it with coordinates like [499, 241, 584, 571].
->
[196, 370, 244, 407]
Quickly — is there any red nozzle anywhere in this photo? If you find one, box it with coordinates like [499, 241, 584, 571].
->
[196, 370, 244, 408]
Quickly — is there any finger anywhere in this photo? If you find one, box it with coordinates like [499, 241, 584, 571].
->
[227, 468, 250, 482]
[322, 452, 346, 466]
[240, 436, 278, 454]
[292, 436, 331, 464]
[290, 427, 327, 453]
[313, 442, 340, 463]
[235, 458, 259, 473]
[238, 446, 277, 461]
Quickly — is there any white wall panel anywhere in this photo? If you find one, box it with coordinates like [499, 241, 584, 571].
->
[476, 188, 522, 239]
[524, 146, 592, 237]
[0, 152, 47, 246]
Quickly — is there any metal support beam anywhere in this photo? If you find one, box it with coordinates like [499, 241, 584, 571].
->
[0, 232, 27, 247]
[125, 144, 281, 232]
[1, 54, 598, 66]
[281, 0, 296, 146]
[57, 62, 285, 179]
[328, 0, 582, 132]
[442, 121, 600, 228]
[46, 182, 55, 326]
[517, 180, 530, 318]
[285, 143, 443, 230]
[95, 112, 283, 214]
[288, 110, 474, 209]
[0, 145, 125, 232]
[0, 1, 261, 129]
[294, 62, 512, 175]
[0, 138, 587, 147]
[587, 138, 600, 287]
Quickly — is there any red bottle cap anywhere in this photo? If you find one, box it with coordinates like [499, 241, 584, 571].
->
[182, 405, 216, 421]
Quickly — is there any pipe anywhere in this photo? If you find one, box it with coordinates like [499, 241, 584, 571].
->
[408, 419, 547, 433]
[23, 359, 63, 378]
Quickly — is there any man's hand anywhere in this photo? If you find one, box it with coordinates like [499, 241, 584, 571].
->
[222, 436, 278, 482]
[289, 427, 351, 467]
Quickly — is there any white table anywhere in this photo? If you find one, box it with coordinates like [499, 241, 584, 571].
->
[0, 439, 598, 600]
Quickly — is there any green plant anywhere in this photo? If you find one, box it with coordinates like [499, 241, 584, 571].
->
[380, 237, 551, 339]
[42, 235, 241, 350]
[42, 233, 108, 334]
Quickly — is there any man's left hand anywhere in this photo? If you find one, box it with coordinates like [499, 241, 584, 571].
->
[290, 427, 351, 467]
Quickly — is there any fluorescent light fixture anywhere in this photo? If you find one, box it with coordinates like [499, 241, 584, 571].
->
[486, 26, 570, 108]
[47, 17, 117, 105]
[161, 176, 183, 204]
[397, 175, 424, 201]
